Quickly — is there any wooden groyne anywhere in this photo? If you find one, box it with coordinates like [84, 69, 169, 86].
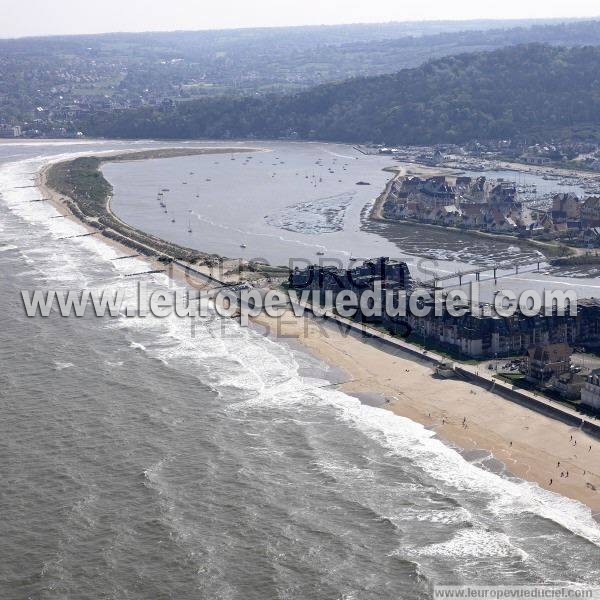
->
[124, 269, 166, 277]
[57, 231, 101, 240]
[112, 254, 140, 261]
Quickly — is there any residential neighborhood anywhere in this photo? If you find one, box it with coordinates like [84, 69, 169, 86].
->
[382, 173, 600, 247]
[288, 256, 600, 410]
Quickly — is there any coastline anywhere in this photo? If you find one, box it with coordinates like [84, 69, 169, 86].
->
[251, 309, 600, 516]
[43, 147, 266, 263]
[36, 152, 600, 517]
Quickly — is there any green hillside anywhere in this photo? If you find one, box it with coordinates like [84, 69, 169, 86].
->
[82, 44, 600, 145]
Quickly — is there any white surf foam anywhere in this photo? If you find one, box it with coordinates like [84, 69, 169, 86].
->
[54, 361, 74, 371]
[414, 528, 523, 559]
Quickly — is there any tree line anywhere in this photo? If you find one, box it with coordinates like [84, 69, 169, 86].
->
[81, 44, 600, 145]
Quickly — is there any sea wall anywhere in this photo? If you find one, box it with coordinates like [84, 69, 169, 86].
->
[454, 366, 600, 440]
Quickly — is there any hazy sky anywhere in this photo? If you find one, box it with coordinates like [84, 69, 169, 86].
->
[3, 0, 600, 38]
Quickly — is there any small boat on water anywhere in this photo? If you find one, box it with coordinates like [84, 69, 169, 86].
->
[356, 181, 371, 186]
[161, 188, 170, 192]
[316, 251, 325, 256]
[171, 218, 176, 223]
[240, 243, 247, 248]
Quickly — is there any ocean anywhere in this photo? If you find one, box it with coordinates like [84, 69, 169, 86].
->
[1, 141, 600, 599]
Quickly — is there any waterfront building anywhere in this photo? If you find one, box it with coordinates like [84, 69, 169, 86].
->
[550, 371, 585, 400]
[0, 124, 22, 137]
[521, 154, 552, 165]
[581, 369, 600, 411]
[581, 197, 600, 228]
[289, 259, 600, 360]
[525, 343, 572, 383]
[288, 257, 412, 295]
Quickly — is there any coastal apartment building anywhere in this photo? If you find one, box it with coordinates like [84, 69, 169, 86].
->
[289, 259, 600, 360]
[581, 369, 600, 411]
[288, 257, 411, 294]
[582, 197, 600, 227]
[0, 124, 21, 137]
[525, 343, 572, 382]
[405, 309, 580, 359]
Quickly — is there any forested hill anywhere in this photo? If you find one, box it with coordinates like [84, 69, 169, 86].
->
[82, 44, 600, 145]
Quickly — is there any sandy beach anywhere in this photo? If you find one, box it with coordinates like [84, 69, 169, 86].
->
[253, 309, 600, 515]
[37, 155, 600, 517]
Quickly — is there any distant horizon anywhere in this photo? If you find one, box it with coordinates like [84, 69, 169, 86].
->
[3, 0, 600, 39]
[0, 15, 598, 41]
